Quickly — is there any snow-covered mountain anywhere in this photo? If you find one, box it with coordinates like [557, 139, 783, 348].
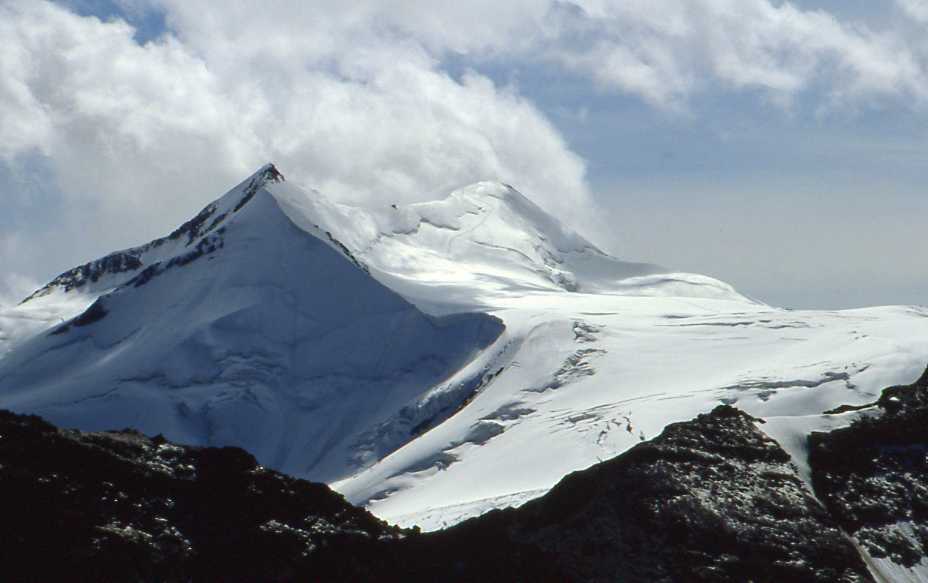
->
[3, 164, 928, 581]
[0, 165, 503, 481]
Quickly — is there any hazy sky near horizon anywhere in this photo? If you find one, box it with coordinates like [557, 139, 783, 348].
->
[1, 0, 926, 309]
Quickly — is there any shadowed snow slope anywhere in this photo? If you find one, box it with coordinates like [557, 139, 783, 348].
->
[0, 165, 503, 482]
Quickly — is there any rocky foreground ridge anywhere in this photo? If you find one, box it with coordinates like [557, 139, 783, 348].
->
[5, 369, 928, 581]
[812, 367, 928, 577]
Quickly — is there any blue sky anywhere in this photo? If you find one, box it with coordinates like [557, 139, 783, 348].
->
[1, 0, 926, 309]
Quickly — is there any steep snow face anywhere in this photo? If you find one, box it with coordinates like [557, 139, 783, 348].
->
[1, 165, 285, 357]
[0, 166, 503, 482]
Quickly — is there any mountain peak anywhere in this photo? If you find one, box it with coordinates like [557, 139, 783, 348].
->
[254, 162, 286, 185]
[21, 164, 291, 305]
[1, 163, 505, 482]
[441, 180, 598, 253]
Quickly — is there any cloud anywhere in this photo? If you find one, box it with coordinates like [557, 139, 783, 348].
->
[0, 274, 35, 306]
[155, 0, 928, 111]
[898, 0, 928, 23]
[0, 0, 590, 292]
[539, 1, 928, 110]
[150, 0, 928, 116]
[3, 0, 928, 300]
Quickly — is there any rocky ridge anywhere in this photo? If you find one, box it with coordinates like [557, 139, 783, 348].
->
[0, 403, 877, 582]
[811, 366, 928, 578]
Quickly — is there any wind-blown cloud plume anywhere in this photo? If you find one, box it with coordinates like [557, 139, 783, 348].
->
[0, 0, 589, 296]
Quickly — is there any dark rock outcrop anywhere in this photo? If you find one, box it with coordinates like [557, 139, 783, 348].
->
[0, 410, 403, 582]
[458, 405, 872, 583]
[0, 404, 876, 582]
[811, 366, 928, 571]
[21, 251, 144, 302]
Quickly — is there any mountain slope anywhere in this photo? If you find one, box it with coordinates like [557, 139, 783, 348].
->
[0, 165, 502, 482]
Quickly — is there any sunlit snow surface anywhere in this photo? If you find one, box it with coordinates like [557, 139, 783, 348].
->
[2, 169, 928, 581]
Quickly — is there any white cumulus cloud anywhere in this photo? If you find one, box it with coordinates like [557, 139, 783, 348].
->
[898, 0, 928, 23]
[0, 0, 590, 292]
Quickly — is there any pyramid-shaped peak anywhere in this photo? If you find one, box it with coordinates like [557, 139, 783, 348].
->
[0, 162, 504, 483]
[254, 162, 286, 184]
[221, 163, 286, 211]
[22, 163, 293, 305]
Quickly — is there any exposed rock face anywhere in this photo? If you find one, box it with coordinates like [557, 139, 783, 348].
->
[488, 405, 873, 583]
[0, 410, 404, 582]
[811, 367, 928, 573]
[0, 405, 876, 582]
[20, 251, 144, 300]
